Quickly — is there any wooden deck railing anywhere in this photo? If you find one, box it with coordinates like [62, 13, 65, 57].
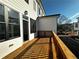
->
[52, 32, 77, 59]
[51, 37, 57, 59]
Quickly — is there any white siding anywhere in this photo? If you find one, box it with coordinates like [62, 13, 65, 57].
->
[74, 22, 79, 35]
[0, 13, 23, 59]
[74, 23, 79, 30]
[0, 37, 23, 59]
[37, 16, 57, 33]
[0, 0, 45, 58]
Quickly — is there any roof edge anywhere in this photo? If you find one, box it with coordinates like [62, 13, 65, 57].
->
[38, 14, 61, 18]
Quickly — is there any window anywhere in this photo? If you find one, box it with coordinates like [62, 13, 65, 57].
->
[0, 4, 6, 42]
[75, 23, 78, 28]
[39, 8, 40, 15]
[0, 23, 6, 42]
[37, 6, 40, 16]
[0, 5, 4, 22]
[0, 4, 20, 42]
[30, 18, 36, 33]
[33, 0, 36, 11]
[8, 8, 20, 39]
[25, 0, 29, 4]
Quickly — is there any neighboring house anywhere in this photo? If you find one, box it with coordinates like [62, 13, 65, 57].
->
[74, 22, 79, 36]
[36, 14, 69, 36]
[73, 17, 79, 36]
[57, 23, 74, 35]
[36, 14, 72, 37]
[0, 0, 45, 58]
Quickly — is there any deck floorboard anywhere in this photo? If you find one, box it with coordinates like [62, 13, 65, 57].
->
[20, 38, 50, 59]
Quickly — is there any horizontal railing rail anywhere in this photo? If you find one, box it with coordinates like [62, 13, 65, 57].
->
[51, 37, 57, 59]
[52, 32, 77, 59]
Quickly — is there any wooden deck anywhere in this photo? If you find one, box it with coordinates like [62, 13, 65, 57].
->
[20, 38, 50, 59]
[3, 38, 50, 59]
[3, 32, 77, 59]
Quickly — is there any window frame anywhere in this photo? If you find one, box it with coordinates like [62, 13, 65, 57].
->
[0, 4, 6, 42]
[75, 23, 78, 28]
[30, 18, 36, 33]
[7, 6, 20, 39]
[0, 3, 20, 42]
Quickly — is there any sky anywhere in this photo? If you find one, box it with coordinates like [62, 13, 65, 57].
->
[42, 0, 79, 22]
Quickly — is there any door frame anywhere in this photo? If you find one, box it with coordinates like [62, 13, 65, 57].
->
[22, 17, 29, 42]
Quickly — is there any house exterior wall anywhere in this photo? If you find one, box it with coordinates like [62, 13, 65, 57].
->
[37, 16, 58, 33]
[74, 22, 79, 35]
[74, 22, 79, 30]
[0, 0, 45, 58]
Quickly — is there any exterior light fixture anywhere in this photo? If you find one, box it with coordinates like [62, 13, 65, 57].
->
[24, 11, 28, 15]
